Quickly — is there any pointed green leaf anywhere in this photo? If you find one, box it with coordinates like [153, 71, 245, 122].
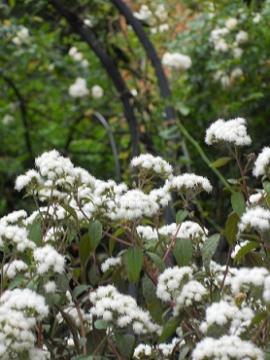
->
[88, 220, 103, 252]
[176, 210, 189, 224]
[173, 238, 193, 266]
[115, 334, 135, 358]
[225, 212, 239, 245]
[211, 157, 232, 169]
[231, 192, 245, 216]
[124, 247, 144, 283]
[146, 252, 165, 271]
[159, 316, 181, 342]
[202, 234, 220, 270]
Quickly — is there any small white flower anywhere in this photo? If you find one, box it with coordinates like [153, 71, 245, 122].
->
[91, 85, 104, 99]
[162, 52, 192, 70]
[225, 18, 238, 30]
[236, 30, 249, 44]
[69, 78, 89, 98]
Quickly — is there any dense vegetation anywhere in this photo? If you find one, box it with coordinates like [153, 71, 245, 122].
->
[1, 0, 270, 359]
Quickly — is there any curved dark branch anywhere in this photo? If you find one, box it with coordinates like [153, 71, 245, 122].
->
[110, 0, 175, 121]
[0, 72, 34, 163]
[49, 0, 139, 157]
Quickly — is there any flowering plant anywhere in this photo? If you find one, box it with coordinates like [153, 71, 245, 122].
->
[1, 116, 270, 359]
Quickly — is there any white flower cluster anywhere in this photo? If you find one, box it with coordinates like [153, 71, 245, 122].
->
[227, 267, 269, 294]
[133, 337, 181, 359]
[174, 280, 207, 313]
[0, 289, 48, 359]
[253, 147, 270, 177]
[210, 20, 248, 56]
[90, 285, 160, 334]
[15, 151, 211, 223]
[68, 46, 89, 68]
[192, 335, 263, 360]
[33, 245, 65, 274]
[113, 189, 159, 220]
[137, 221, 207, 245]
[134, 4, 169, 34]
[238, 206, 270, 232]
[131, 153, 173, 178]
[205, 118, 251, 146]
[162, 52, 192, 70]
[156, 266, 193, 302]
[3, 259, 28, 279]
[200, 301, 254, 335]
[0, 218, 35, 251]
[69, 77, 89, 98]
[101, 256, 122, 273]
[169, 174, 212, 193]
[12, 26, 30, 46]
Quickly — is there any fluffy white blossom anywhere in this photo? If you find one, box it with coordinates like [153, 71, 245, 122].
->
[169, 174, 212, 193]
[155, 4, 168, 21]
[12, 26, 30, 45]
[0, 289, 48, 359]
[101, 256, 122, 273]
[238, 206, 270, 232]
[233, 46, 243, 59]
[205, 118, 251, 146]
[3, 260, 28, 279]
[228, 267, 269, 294]
[134, 5, 152, 21]
[68, 46, 88, 67]
[192, 335, 263, 360]
[157, 266, 193, 302]
[15, 169, 42, 191]
[33, 245, 65, 274]
[225, 18, 238, 30]
[131, 154, 173, 178]
[149, 184, 171, 207]
[113, 189, 159, 220]
[137, 225, 158, 241]
[90, 285, 160, 334]
[2, 114, 14, 125]
[0, 222, 35, 251]
[44, 281, 57, 293]
[69, 77, 89, 98]
[133, 344, 152, 358]
[162, 52, 192, 70]
[253, 147, 270, 177]
[91, 85, 104, 99]
[236, 30, 249, 44]
[200, 301, 254, 335]
[174, 280, 207, 313]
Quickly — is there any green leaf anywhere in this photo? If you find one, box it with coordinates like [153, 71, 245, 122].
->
[202, 234, 220, 270]
[234, 241, 260, 262]
[124, 247, 144, 283]
[79, 233, 91, 266]
[146, 252, 165, 271]
[72, 284, 89, 300]
[231, 192, 245, 216]
[94, 320, 109, 330]
[142, 275, 163, 323]
[115, 334, 135, 358]
[173, 238, 193, 266]
[263, 181, 270, 194]
[159, 316, 181, 342]
[176, 210, 189, 224]
[210, 157, 232, 169]
[225, 212, 239, 245]
[27, 220, 42, 245]
[88, 220, 103, 252]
